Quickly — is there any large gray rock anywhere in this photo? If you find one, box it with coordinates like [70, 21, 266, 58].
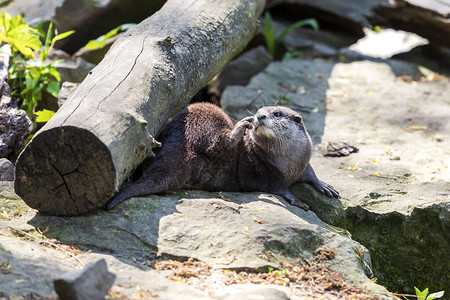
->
[0, 182, 392, 299]
[222, 58, 450, 294]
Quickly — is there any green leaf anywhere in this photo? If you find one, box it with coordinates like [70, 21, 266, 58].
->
[0, 11, 10, 31]
[263, 12, 275, 57]
[275, 18, 318, 51]
[262, 12, 318, 59]
[32, 85, 43, 97]
[46, 81, 60, 98]
[427, 291, 445, 300]
[44, 22, 53, 49]
[53, 30, 74, 42]
[35, 109, 56, 123]
[48, 67, 61, 81]
[415, 287, 429, 300]
[40, 48, 48, 62]
[83, 25, 121, 50]
[0, 12, 42, 58]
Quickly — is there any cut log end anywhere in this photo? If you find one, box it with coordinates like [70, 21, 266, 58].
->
[14, 126, 117, 216]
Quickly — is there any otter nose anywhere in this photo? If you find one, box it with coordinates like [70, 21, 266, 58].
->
[256, 114, 266, 122]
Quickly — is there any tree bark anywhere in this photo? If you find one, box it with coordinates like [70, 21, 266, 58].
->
[15, 0, 265, 216]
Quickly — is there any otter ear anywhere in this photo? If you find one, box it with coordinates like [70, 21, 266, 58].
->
[292, 115, 302, 123]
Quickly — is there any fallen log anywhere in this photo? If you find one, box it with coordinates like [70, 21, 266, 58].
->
[15, 0, 265, 215]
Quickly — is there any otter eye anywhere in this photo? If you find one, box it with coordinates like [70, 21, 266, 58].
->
[273, 112, 283, 118]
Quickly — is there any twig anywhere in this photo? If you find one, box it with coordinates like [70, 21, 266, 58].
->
[8, 226, 85, 267]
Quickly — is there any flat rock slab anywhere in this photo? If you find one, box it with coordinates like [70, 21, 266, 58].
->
[222, 58, 450, 293]
[315, 60, 450, 293]
[0, 182, 392, 298]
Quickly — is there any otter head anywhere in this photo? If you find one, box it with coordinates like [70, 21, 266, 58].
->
[250, 106, 310, 142]
[248, 106, 312, 184]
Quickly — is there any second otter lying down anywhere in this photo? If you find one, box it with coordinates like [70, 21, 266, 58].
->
[106, 102, 338, 211]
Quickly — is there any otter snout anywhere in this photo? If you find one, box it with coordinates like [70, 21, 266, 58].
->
[252, 113, 276, 138]
[255, 113, 270, 127]
[256, 114, 266, 122]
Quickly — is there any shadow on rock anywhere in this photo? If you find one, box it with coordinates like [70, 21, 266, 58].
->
[27, 194, 180, 266]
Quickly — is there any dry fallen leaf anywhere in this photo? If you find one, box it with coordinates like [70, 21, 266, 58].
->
[37, 227, 49, 234]
[344, 163, 359, 171]
[324, 142, 359, 157]
[390, 190, 407, 195]
[216, 255, 236, 265]
[218, 192, 231, 201]
[252, 217, 268, 224]
[408, 125, 427, 130]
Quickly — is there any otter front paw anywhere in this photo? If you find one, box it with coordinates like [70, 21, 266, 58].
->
[240, 116, 255, 130]
[229, 116, 256, 148]
[311, 180, 339, 198]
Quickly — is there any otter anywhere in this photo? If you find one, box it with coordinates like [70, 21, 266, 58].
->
[106, 102, 338, 211]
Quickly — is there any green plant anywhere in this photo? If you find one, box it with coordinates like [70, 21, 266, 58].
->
[403, 287, 444, 300]
[0, 11, 41, 58]
[263, 11, 319, 58]
[3, 13, 74, 122]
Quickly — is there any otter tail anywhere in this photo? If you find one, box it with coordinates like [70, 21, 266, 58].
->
[105, 183, 153, 210]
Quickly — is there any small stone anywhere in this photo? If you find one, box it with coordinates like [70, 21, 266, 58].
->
[53, 259, 116, 300]
[0, 158, 14, 181]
